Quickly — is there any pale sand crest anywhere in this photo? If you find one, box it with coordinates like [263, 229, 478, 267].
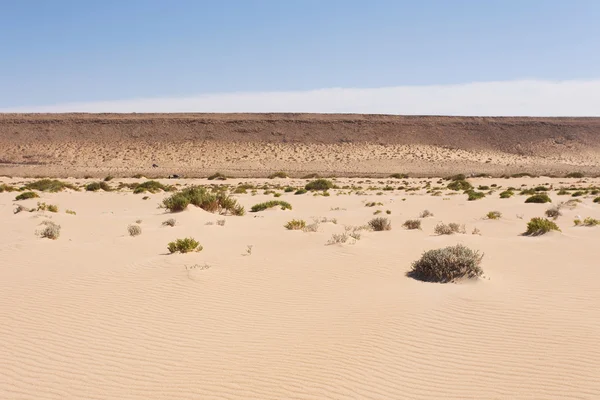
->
[1, 176, 600, 399]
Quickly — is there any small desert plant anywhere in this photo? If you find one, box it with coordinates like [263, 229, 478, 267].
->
[403, 219, 422, 230]
[162, 186, 244, 215]
[524, 218, 561, 236]
[302, 222, 320, 232]
[466, 190, 485, 201]
[246, 245, 253, 255]
[305, 179, 334, 191]
[389, 173, 408, 179]
[25, 179, 78, 192]
[499, 190, 514, 199]
[447, 179, 472, 191]
[419, 209, 434, 218]
[38, 221, 61, 240]
[294, 188, 308, 195]
[268, 171, 288, 179]
[66, 209, 76, 215]
[486, 211, 502, 220]
[525, 194, 551, 203]
[104, 175, 114, 182]
[594, 197, 600, 203]
[133, 180, 175, 194]
[285, 219, 306, 230]
[326, 232, 350, 245]
[128, 224, 142, 237]
[250, 200, 292, 212]
[284, 187, 295, 193]
[0, 183, 17, 192]
[580, 217, 600, 226]
[408, 244, 484, 283]
[216, 219, 226, 226]
[472, 227, 481, 235]
[565, 172, 584, 178]
[15, 191, 39, 201]
[162, 218, 176, 227]
[368, 217, 391, 231]
[85, 181, 112, 191]
[207, 172, 227, 180]
[167, 238, 202, 253]
[365, 201, 383, 207]
[36, 202, 58, 212]
[434, 222, 465, 235]
[545, 205, 562, 219]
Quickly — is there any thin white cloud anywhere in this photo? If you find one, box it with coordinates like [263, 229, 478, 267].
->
[2, 80, 600, 116]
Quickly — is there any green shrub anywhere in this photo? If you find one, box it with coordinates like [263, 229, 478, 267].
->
[284, 219, 306, 230]
[207, 173, 227, 180]
[478, 185, 490, 190]
[524, 218, 561, 236]
[167, 238, 202, 253]
[305, 179, 334, 191]
[162, 186, 244, 215]
[15, 191, 39, 201]
[408, 244, 484, 283]
[284, 187, 295, 193]
[25, 179, 78, 192]
[499, 190, 514, 199]
[525, 194, 551, 203]
[580, 217, 600, 226]
[104, 175, 114, 182]
[571, 191, 585, 197]
[447, 180, 472, 191]
[511, 172, 535, 178]
[565, 172, 584, 178]
[486, 211, 502, 220]
[368, 217, 391, 231]
[447, 174, 466, 181]
[0, 183, 17, 192]
[85, 181, 112, 191]
[534, 186, 549, 191]
[251, 200, 292, 212]
[133, 180, 175, 194]
[66, 209, 76, 215]
[269, 171, 288, 179]
[594, 197, 600, 203]
[294, 188, 307, 195]
[467, 190, 485, 201]
[403, 219, 421, 230]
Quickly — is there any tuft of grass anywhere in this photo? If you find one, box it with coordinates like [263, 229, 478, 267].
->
[167, 238, 202, 254]
[207, 173, 227, 181]
[250, 200, 292, 212]
[66, 209, 76, 215]
[15, 191, 39, 201]
[0, 183, 17, 192]
[499, 190, 514, 199]
[408, 244, 484, 283]
[545, 205, 562, 219]
[38, 221, 61, 240]
[511, 172, 536, 178]
[305, 179, 334, 191]
[104, 175, 114, 182]
[419, 209, 434, 218]
[579, 217, 600, 227]
[368, 217, 391, 231]
[466, 190, 485, 201]
[486, 211, 502, 220]
[294, 188, 308, 195]
[132, 180, 175, 194]
[25, 179, 78, 192]
[594, 197, 600, 203]
[284, 219, 306, 230]
[365, 201, 383, 207]
[268, 171, 288, 179]
[85, 181, 112, 191]
[284, 187, 295, 193]
[565, 172, 584, 178]
[216, 219, 226, 226]
[162, 186, 245, 215]
[403, 219, 422, 230]
[389, 173, 408, 179]
[326, 232, 351, 245]
[525, 193, 551, 203]
[162, 218, 176, 227]
[128, 224, 142, 237]
[447, 179, 472, 191]
[434, 222, 465, 235]
[37, 202, 58, 212]
[524, 218, 561, 236]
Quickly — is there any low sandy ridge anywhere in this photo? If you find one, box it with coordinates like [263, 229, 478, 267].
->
[1, 176, 600, 399]
[1, 113, 599, 177]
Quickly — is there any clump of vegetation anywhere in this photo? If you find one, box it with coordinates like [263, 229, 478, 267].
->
[250, 200, 291, 212]
[128, 224, 142, 237]
[85, 181, 112, 191]
[511, 172, 536, 178]
[25, 179, 78, 192]
[305, 179, 334, 191]
[216, 219, 226, 226]
[499, 190, 514, 199]
[403, 219, 422, 230]
[207, 172, 227, 181]
[524, 218, 561, 236]
[162, 186, 245, 215]
[434, 222, 466, 235]
[294, 188, 307, 195]
[571, 190, 586, 197]
[284, 219, 306, 230]
[576, 217, 600, 227]
[466, 190, 485, 201]
[38, 221, 61, 240]
[133, 180, 175, 194]
[37, 202, 58, 213]
[447, 179, 472, 191]
[594, 197, 600, 203]
[545, 205, 562, 219]
[66, 209, 76, 215]
[419, 209, 434, 218]
[447, 174, 466, 181]
[365, 201, 383, 207]
[565, 172, 584, 178]
[15, 191, 39, 201]
[104, 175, 114, 182]
[284, 187, 295, 193]
[167, 238, 202, 253]
[162, 218, 176, 227]
[486, 211, 502, 220]
[0, 183, 17, 192]
[368, 217, 391, 231]
[408, 244, 484, 283]
[326, 232, 359, 245]
[525, 193, 551, 203]
[389, 173, 408, 179]
[269, 171, 288, 179]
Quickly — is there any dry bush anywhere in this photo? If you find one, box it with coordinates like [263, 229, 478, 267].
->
[168, 238, 202, 253]
[128, 224, 142, 237]
[162, 218, 176, 227]
[326, 232, 350, 245]
[285, 219, 306, 230]
[434, 222, 465, 235]
[408, 244, 483, 283]
[38, 221, 61, 240]
[216, 219, 226, 226]
[403, 219, 422, 230]
[545, 205, 562, 219]
[419, 209, 434, 218]
[486, 211, 502, 220]
[368, 217, 391, 231]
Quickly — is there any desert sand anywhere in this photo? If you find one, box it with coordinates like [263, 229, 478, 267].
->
[1, 113, 600, 177]
[1, 175, 600, 399]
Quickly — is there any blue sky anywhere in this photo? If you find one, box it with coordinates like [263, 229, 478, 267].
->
[1, 0, 600, 114]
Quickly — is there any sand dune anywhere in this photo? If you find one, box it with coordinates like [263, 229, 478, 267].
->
[1, 176, 600, 399]
[1, 113, 600, 177]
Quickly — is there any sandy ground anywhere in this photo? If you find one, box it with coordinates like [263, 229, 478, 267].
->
[1, 176, 600, 399]
[2, 114, 600, 177]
